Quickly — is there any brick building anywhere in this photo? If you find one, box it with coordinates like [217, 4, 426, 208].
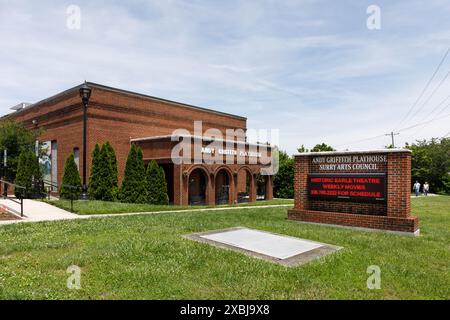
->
[1, 82, 273, 205]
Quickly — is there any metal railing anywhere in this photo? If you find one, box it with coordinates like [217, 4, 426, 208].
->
[0, 179, 25, 217]
[42, 179, 59, 200]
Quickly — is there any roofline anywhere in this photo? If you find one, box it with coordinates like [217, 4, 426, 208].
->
[130, 134, 272, 149]
[294, 149, 411, 157]
[1, 82, 247, 121]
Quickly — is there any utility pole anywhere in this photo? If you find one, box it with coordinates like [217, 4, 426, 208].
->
[385, 131, 400, 148]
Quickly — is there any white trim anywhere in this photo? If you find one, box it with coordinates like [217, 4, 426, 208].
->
[130, 134, 272, 149]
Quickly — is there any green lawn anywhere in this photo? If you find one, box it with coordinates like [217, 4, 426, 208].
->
[0, 196, 449, 299]
[44, 198, 294, 215]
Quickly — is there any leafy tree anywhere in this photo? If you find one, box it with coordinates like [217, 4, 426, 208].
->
[311, 143, 335, 152]
[297, 145, 309, 153]
[273, 150, 294, 198]
[146, 160, 169, 205]
[406, 138, 450, 194]
[297, 143, 335, 153]
[14, 149, 43, 198]
[88, 144, 102, 199]
[0, 121, 41, 181]
[60, 153, 82, 199]
[119, 145, 148, 203]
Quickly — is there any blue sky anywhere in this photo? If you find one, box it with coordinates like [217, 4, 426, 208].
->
[1, 0, 450, 154]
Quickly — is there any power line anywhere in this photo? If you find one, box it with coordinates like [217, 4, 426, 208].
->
[406, 68, 450, 123]
[395, 47, 450, 129]
[398, 112, 450, 132]
[334, 134, 386, 148]
[406, 99, 450, 139]
[336, 112, 450, 149]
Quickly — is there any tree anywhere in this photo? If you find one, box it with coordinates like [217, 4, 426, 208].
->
[14, 149, 43, 198]
[0, 121, 41, 182]
[297, 145, 309, 153]
[88, 144, 102, 199]
[96, 144, 115, 201]
[146, 160, 169, 205]
[60, 153, 82, 199]
[406, 138, 450, 194]
[104, 142, 118, 198]
[311, 143, 335, 152]
[297, 143, 335, 153]
[119, 145, 148, 203]
[273, 150, 294, 199]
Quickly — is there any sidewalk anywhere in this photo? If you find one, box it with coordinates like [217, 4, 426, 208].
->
[0, 199, 293, 226]
[0, 199, 79, 225]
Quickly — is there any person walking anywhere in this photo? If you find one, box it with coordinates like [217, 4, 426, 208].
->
[423, 182, 430, 196]
[413, 181, 421, 197]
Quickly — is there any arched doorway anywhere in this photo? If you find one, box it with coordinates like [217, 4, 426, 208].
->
[215, 169, 231, 204]
[188, 168, 207, 205]
[256, 173, 267, 200]
[237, 168, 252, 203]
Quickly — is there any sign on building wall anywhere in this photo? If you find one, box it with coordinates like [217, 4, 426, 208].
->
[38, 140, 58, 191]
[39, 141, 52, 182]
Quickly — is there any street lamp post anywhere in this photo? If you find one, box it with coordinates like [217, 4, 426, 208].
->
[79, 82, 92, 200]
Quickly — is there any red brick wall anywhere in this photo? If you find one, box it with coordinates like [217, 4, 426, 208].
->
[3, 83, 275, 206]
[4, 84, 247, 186]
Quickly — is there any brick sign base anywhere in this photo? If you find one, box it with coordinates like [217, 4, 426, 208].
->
[287, 150, 419, 235]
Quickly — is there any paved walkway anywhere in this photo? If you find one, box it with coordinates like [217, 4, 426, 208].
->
[0, 199, 293, 226]
[0, 199, 79, 225]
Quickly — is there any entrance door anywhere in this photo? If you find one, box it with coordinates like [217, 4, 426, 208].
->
[215, 169, 230, 204]
[188, 169, 207, 205]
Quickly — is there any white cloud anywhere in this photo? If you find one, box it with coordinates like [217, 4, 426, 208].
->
[1, 0, 449, 155]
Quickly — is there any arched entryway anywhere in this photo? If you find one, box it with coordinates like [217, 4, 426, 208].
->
[256, 173, 268, 200]
[188, 168, 208, 205]
[237, 168, 252, 203]
[215, 168, 231, 204]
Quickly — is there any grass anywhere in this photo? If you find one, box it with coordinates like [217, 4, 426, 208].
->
[44, 198, 294, 215]
[0, 196, 449, 299]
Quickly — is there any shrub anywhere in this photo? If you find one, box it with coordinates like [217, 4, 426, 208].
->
[88, 144, 102, 199]
[14, 149, 43, 198]
[146, 160, 169, 205]
[60, 153, 82, 199]
[104, 142, 118, 198]
[119, 145, 148, 203]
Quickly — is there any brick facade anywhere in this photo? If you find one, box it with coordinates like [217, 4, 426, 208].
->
[1, 82, 273, 205]
[287, 150, 419, 235]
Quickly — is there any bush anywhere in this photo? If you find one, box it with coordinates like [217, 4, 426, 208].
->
[273, 150, 294, 198]
[146, 160, 169, 205]
[60, 153, 82, 199]
[104, 142, 118, 199]
[88, 144, 101, 199]
[119, 145, 148, 203]
[14, 149, 43, 198]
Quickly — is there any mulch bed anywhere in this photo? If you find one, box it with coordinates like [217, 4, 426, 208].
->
[0, 208, 20, 221]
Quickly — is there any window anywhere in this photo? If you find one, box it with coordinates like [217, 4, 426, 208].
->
[73, 147, 80, 170]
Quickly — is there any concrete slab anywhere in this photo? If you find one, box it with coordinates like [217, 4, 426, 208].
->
[201, 228, 323, 259]
[187, 227, 342, 267]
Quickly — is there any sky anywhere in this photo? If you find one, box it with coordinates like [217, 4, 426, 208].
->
[1, 0, 450, 155]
